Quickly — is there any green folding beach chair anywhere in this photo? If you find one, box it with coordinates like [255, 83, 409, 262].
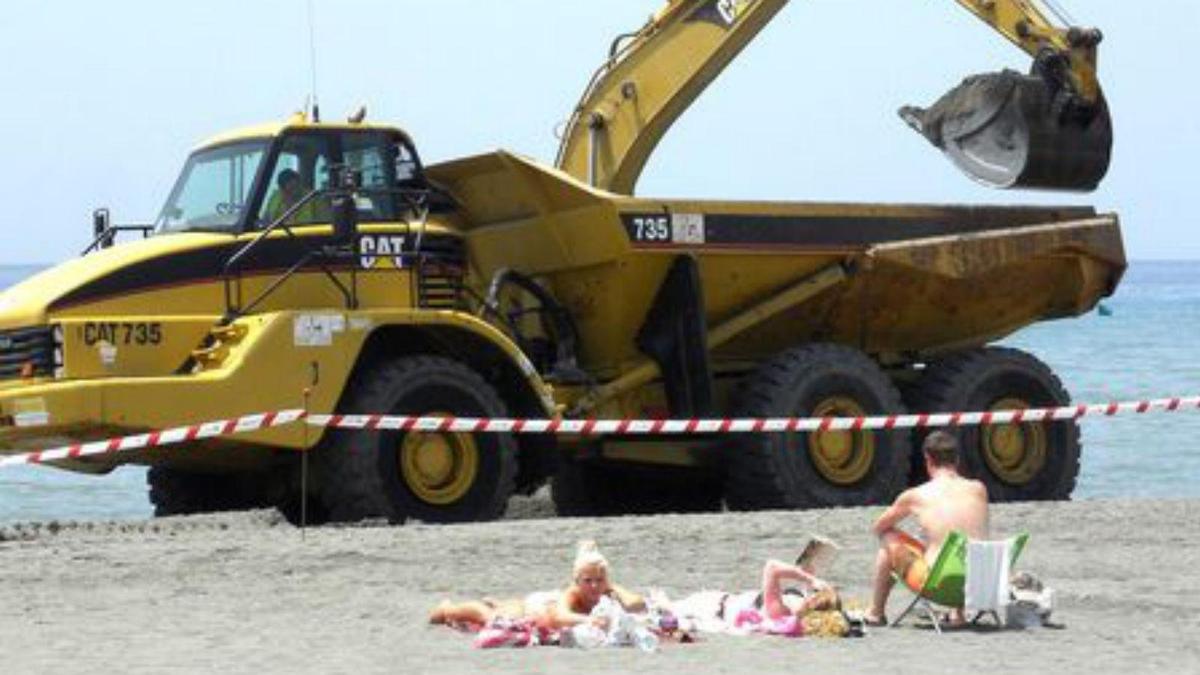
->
[891, 530, 1030, 633]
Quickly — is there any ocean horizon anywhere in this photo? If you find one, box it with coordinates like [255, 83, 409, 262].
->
[1, 260, 1197, 523]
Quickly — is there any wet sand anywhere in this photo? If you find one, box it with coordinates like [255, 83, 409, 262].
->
[2, 496, 1198, 674]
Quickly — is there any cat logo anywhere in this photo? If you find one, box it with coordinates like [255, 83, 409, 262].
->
[689, 0, 754, 28]
[358, 234, 407, 270]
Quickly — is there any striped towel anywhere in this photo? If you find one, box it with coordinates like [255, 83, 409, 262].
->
[965, 538, 1013, 616]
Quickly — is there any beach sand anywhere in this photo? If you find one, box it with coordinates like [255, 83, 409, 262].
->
[2, 496, 1198, 674]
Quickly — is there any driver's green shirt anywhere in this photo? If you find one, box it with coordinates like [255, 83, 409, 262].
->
[264, 188, 326, 225]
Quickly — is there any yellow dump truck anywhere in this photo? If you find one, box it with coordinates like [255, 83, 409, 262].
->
[0, 0, 1122, 522]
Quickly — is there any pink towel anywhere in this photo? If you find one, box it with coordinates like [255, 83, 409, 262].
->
[472, 619, 553, 649]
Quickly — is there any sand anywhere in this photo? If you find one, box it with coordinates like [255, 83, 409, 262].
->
[2, 496, 1198, 674]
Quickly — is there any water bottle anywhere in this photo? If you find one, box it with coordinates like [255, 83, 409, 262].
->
[632, 627, 659, 653]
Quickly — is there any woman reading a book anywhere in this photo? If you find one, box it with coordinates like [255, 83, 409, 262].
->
[656, 545, 841, 635]
[757, 558, 839, 620]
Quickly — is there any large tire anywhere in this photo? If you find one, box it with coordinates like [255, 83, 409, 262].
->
[908, 347, 1080, 502]
[147, 467, 276, 517]
[551, 459, 723, 516]
[315, 356, 518, 524]
[724, 344, 911, 510]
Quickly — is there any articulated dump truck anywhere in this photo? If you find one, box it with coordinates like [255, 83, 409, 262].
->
[0, 0, 1122, 523]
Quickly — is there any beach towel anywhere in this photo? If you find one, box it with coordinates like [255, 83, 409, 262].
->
[473, 618, 542, 649]
[965, 538, 1013, 617]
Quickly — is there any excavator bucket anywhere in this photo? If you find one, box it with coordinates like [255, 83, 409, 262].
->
[900, 70, 1112, 192]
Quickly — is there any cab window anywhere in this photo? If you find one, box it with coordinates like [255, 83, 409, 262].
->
[156, 141, 266, 233]
[257, 134, 335, 227]
[342, 132, 420, 223]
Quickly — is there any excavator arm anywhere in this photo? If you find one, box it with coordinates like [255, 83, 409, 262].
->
[952, 0, 1101, 104]
[555, 0, 1111, 194]
[554, 0, 789, 195]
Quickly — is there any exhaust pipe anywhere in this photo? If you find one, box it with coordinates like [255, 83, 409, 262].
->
[901, 69, 1112, 192]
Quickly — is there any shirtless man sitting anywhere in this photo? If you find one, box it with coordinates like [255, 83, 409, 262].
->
[865, 430, 989, 626]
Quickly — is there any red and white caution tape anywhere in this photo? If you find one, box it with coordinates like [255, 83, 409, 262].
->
[3, 396, 1200, 472]
[0, 410, 306, 469]
[306, 396, 1200, 435]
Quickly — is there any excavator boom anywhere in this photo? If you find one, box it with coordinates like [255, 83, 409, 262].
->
[555, 0, 788, 195]
[555, 0, 1112, 194]
[952, 0, 1100, 102]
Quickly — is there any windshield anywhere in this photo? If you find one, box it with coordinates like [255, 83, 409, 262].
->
[155, 140, 268, 233]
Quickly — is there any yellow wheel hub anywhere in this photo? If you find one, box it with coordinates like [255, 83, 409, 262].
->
[807, 396, 874, 486]
[398, 414, 479, 505]
[982, 397, 1046, 485]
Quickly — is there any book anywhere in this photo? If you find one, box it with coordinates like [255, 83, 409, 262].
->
[795, 535, 840, 576]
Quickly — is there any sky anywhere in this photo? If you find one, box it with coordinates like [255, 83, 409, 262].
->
[0, 0, 1196, 264]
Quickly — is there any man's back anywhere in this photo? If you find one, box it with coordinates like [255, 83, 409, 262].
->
[867, 430, 990, 625]
[910, 475, 989, 560]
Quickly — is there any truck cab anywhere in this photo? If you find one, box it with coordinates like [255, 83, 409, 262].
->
[0, 115, 556, 523]
[155, 117, 428, 237]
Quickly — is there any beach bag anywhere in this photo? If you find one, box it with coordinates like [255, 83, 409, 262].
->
[1005, 571, 1055, 629]
[560, 623, 607, 649]
[563, 596, 659, 652]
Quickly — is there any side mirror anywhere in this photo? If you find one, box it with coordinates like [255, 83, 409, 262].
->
[329, 166, 360, 244]
[92, 208, 113, 249]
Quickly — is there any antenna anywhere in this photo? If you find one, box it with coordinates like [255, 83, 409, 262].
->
[306, 0, 320, 122]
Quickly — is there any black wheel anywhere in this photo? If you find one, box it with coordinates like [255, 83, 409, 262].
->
[908, 347, 1079, 502]
[316, 356, 518, 523]
[549, 459, 611, 517]
[551, 458, 722, 516]
[147, 467, 276, 517]
[275, 487, 332, 526]
[724, 344, 911, 510]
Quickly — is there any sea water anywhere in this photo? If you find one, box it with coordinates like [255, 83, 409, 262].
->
[0, 262, 1197, 523]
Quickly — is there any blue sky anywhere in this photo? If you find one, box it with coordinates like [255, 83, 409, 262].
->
[0, 0, 1195, 263]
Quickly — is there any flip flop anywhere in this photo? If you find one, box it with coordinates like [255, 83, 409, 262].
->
[862, 615, 888, 627]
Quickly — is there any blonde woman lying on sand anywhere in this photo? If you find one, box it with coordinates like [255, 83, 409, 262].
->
[658, 559, 841, 636]
[428, 541, 646, 630]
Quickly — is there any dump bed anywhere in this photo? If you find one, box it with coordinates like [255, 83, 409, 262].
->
[429, 151, 1125, 376]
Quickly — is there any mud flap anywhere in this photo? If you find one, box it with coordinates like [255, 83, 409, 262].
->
[900, 69, 1112, 192]
[636, 255, 715, 417]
